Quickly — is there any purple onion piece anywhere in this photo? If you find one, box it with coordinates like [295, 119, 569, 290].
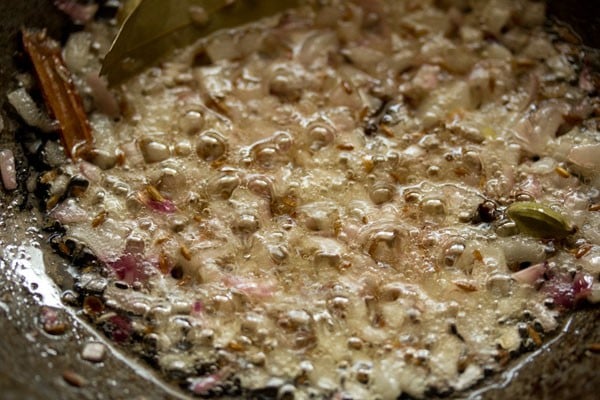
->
[145, 198, 177, 214]
[107, 252, 154, 284]
[106, 315, 132, 343]
[54, 0, 98, 24]
[543, 271, 594, 309]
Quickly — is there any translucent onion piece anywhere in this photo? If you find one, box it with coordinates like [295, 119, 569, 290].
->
[0, 149, 17, 191]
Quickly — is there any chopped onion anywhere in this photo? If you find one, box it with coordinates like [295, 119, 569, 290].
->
[298, 31, 339, 69]
[78, 161, 103, 183]
[120, 141, 145, 166]
[481, 1, 512, 36]
[144, 198, 177, 214]
[413, 64, 441, 92]
[0, 149, 17, 191]
[569, 98, 595, 121]
[543, 271, 593, 309]
[205, 32, 242, 63]
[341, 46, 385, 75]
[191, 301, 204, 316]
[107, 252, 154, 284]
[106, 315, 132, 343]
[418, 81, 473, 128]
[62, 31, 93, 73]
[579, 67, 596, 92]
[189, 371, 227, 395]
[49, 199, 88, 223]
[534, 101, 567, 138]
[85, 73, 120, 118]
[7, 88, 57, 132]
[223, 275, 275, 299]
[513, 101, 568, 155]
[568, 144, 600, 172]
[572, 273, 594, 300]
[501, 236, 546, 266]
[54, 0, 98, 24]
[587, 283, 600, 304]
[27, 1, 600, 398]
[511, 263, 546, 285]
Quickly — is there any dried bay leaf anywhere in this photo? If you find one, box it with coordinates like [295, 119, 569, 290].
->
[101, 0, 302, 85]
[117, 0, 143, 25]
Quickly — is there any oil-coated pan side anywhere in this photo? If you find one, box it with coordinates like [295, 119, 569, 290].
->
[0, 1, 598, 399]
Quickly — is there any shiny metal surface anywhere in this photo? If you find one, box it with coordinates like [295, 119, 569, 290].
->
[0, 2, 598, 399]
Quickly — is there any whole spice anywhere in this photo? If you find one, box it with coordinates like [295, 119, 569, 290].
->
[22, 29, 93, 160]
[506, 201, 575, 239]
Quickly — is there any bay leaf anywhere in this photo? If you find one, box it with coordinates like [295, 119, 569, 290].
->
[117, 0, 142, 25]
[101, 0, 301, 86]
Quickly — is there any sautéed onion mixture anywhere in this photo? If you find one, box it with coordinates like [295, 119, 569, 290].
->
[17, 0, 600, 398]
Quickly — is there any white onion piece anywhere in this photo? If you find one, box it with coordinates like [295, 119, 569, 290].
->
[579, 67, 596, 92]
[512, 115, 536, 151]
[86, 73, 120, 118]
[512, 263, 546, 285]
[579, 248, 600, 275]
[414, 64, 440, 92]
[120, 141, 145, 167]
[79, 161, 103, 183]
[530, 303, 558, 332]
[481, 1, 511, 36]
[298, 31, 338, 69]
[49, 199, 88, 224]
[500, 237, 546, 266]
[568, 144, 600, 172]
[0, 149, 17, 191]
[522, 37, 557, 60]
[341, 46, 385, 75]
[528, 157, 556, 175]
[534, 102, 567, 137]
[205, 32, 241, 63]
[513, 102, 567, 155]
[418, 81, 472, 128]
[454, 364, 484, 391]
[587, 282, 600, 304]
[7, 88, 57, 132]
[189, 373, 224, 395]
[62, 31, 93, 73]
[570, 98, 594, 120]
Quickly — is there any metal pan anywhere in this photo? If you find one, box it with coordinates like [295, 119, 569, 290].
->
[0, 1, 598, 399]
